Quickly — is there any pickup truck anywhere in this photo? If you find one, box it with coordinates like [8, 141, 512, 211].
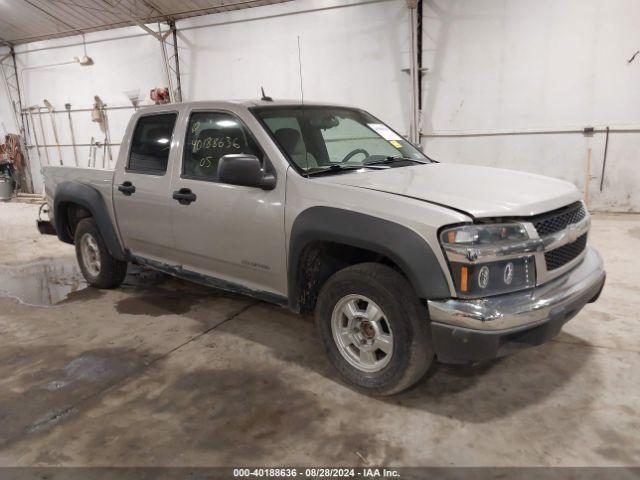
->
[41, 99, 606, 396]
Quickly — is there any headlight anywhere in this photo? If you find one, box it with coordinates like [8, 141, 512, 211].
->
[440, 223, 536, 298]
[440, 223, 528, 246]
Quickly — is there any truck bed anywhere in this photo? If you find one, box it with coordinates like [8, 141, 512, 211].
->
[42, 166, 115, 221]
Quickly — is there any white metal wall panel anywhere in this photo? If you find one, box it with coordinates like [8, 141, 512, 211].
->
[420, 0, 640, 212]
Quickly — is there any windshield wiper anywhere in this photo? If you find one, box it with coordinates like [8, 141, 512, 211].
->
[306, 164, 387, 177]
[363, 156, 429, 166]
[305, 156, 431, 177]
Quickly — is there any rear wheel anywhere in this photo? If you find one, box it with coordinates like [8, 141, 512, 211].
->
[74, 218, 127, 289]
[315, 262, 433, 396]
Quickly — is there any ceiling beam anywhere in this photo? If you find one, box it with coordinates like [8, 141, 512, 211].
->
[20, 0, 86, 37]
[157, 0, 291, 19]
[141, 0, 174, 23]
[98, 0, 164, 40]
[3, 0, 293, 45]
[50, 0, 121, 15]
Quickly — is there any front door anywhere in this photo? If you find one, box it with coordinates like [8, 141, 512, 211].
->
[112, 111, 179, 262]
[169, 109, 287, 297]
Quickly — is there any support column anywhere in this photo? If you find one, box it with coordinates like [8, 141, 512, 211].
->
[158, 21, 183, 103]
[170, 21, 183, 103]
[407, 0, 420, 145]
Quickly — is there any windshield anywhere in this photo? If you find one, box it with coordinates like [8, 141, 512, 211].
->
[252, 106, 430, 174]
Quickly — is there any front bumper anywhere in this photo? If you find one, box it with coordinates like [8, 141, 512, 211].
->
[428, 246, 605, 363]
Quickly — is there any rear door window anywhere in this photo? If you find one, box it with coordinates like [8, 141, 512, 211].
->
[128, 113, 177, 174]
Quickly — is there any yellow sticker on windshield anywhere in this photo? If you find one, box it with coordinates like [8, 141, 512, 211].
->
[390, 140, 402, 149]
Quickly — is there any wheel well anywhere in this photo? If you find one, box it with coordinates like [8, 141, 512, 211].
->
[59, 202, 92, 241]
[296, 241, 406, 314]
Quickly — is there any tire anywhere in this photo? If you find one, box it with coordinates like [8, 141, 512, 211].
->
[74, 218, 127, 289]
[315, 262, 434, 396]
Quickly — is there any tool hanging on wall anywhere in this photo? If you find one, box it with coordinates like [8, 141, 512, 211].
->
[26, 106, 44, 169]
[64, 103, 79, 166]
[92, 96, 106, 167]
[100, 97, 113, 167]
[599, 126, 610, 192]
[91, 96, 105, 125]
[34, 105, 51, 166]
[104, 118, 113, 167]
[101, 137, 106, 169]
[125, 90, 141, 110]
[88, 136, 96, 168]
[43, 99, 63, 165]
[92, 95, 113, 168]
[150, 87, 170, 104]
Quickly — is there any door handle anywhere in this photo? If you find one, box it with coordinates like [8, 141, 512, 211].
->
[117, 181, 136, 196]
[173, 188, 197, 205]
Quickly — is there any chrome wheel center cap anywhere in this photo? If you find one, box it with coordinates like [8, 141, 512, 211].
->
[360, 320, 375, 340]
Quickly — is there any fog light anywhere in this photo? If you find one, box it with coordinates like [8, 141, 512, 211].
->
[450, 257, 536, 298]
[478, 266, 490, 289]
[503, 262, 514, 285]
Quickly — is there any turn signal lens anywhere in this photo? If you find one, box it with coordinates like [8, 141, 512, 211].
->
[460, 266, 468, 292]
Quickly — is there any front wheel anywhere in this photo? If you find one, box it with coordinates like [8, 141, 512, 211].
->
[315, 263, 434, 396]
[74, 218, 127, 289]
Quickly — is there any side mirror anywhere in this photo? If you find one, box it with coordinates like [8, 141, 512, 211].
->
[217, 154, 276, 190]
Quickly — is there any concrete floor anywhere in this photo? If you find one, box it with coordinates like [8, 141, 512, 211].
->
[0, 200, 639, 467]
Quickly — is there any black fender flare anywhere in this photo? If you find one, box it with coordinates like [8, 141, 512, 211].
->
[53, 181, 127, 261]
[288, 207, 451, 310]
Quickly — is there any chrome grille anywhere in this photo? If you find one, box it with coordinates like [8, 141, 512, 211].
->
[545, 233, 588, 270]
[533, 202, 586, 236]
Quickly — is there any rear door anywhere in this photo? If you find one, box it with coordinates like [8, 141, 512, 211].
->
[112, 111, 179, 262]
[168, 108, 287, 297]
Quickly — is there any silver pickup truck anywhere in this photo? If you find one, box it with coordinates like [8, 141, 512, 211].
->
[41, 99, 606, 395]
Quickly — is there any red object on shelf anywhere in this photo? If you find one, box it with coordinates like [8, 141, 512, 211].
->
[150, 87, 170, 104]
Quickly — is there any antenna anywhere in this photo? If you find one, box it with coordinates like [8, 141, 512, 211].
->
[260, 86, 273, 102]
[297, 35, 310, 177]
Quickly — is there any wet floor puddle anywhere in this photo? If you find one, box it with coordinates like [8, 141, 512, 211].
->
[0, 258, 86, 306]
[0, 259, 166, 307]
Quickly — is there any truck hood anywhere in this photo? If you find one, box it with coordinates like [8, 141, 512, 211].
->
[320, 163, 581, 218]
